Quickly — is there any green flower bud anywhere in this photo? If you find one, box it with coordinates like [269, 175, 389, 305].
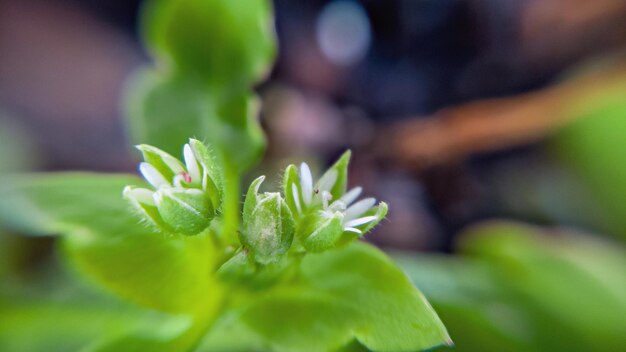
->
[242, 177, 295, 264]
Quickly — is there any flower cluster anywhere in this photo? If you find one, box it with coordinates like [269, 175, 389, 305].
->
[281, 151, 387, 253]
[123, 139, 222, 236]
[124, 141, 387, 269]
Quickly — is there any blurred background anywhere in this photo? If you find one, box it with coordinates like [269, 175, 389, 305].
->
[1, 0, 626, 351]
[2, 0, 626, 249]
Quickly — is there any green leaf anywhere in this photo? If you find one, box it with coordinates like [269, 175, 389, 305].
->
[550, 89, 626, 240]
[141, 0, 276, 90]
[0, 271, 199, 352]
[460, 222, 626, 350]
[395, 221, 626, 352]
[202, 242, 450, 351]
[125, 71, 266, 173]
[0, 173, 220, 314]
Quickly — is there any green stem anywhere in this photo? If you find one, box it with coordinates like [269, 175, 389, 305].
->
[178, 285, 227, 351]
[221, 163, 241, 246]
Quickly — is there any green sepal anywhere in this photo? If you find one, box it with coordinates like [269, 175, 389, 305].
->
[155, 188, 214, 236]
[216, 250, 256, 283]
[123, 186, 172, 233]
[135, 144, 184, 182]
[282, 164, 301, 216]
[188, 139, 223, 211]
[359, 201, 388, 234]
[303, 212, 344, 253]
[321, 150, 351, 200]
[335, 202, 389, 248]
[243, 175, 265, 226]
[242, 193, 295, 265]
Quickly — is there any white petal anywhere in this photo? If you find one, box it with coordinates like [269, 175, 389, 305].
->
[339, 186, 362, 205]
[344, 227, 363, 234]
[300, 162, 313, 205]
[139, 162, 169, 188]
[317, 169, 337, 193]
[291, 183, 302, 213]
[183, 144, 201, 184]
[344, 215, 377, 228]
[344, 197, 376, 221]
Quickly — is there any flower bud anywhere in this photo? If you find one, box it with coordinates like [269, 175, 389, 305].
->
[242, 177, 295, 264]
[154, 188, 214, 236]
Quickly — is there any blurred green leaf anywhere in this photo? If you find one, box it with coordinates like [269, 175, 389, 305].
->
[200, 242, 451, 352]
[0, 273, 195, 352]
[0, 173, 220, 314]
[551, 87, 626, 240]
[125, 71, 266, 173]
[141, 0, 275, 90]
[396, 221, 626, 352]
[126, 0, 275, 172]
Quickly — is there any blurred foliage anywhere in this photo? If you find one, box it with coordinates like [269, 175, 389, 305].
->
[550, 82, 626, 240]
[0, 261, 194, 352]
[0, 116, 38, 175]
[126, 0, 276, 173]
[396, 222, 626, 352]
[0, 171, 448, 351]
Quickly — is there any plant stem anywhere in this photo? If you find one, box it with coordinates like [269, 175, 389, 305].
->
[221, 162, 241, 246]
